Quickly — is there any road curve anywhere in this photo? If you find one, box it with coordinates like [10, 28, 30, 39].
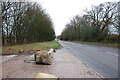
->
[58, 40, 118, 78]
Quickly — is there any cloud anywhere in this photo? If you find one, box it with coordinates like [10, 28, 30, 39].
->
[34, 0, 119, 36]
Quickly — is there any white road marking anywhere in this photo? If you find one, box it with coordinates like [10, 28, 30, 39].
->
[106, 52, 119, 56]
[59, 41, 118, 78]
[2, 55, 17, 62]
[64, 45, 104, 78]
[82, 62, 104, 78]
[6, 55, 17, 58]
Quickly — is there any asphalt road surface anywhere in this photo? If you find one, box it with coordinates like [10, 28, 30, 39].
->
[58, 40, 118, 78]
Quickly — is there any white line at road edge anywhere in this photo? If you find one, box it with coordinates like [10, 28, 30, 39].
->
[82, 62, 104, 78]
[106, 52, 119, 56]
[62, 44, 104, 78]
[67, 46, 104, 78]
[6, 55, 17, 58]
[59, 41, 105, 78]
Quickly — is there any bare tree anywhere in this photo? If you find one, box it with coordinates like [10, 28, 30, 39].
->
[1, 2, 55, 45]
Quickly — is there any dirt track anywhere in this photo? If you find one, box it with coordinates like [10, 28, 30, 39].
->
[2, 48, 99, 78]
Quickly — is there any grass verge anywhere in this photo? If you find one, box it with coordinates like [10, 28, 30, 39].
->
[70, 41, 118, 48]
[2, 40, 61, 55]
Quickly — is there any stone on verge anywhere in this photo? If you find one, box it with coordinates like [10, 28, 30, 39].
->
[34, 49, 55, 65]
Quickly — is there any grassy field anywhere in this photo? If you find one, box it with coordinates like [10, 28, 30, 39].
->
[71, 41, 118, 48]
[2, 40, 62, 55]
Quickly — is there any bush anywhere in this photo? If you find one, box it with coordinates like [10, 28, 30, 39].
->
[82, 27, 99, 42]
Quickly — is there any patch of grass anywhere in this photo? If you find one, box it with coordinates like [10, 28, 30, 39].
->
[71, 41, 118, 48]
[2, 40, 61, 55]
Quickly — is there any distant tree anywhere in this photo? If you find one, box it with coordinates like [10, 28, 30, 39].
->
[60, 2, 119, 43]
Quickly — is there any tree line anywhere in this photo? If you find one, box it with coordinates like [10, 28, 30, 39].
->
[1, 2, 55, 46]
[60, 2, 119, 43]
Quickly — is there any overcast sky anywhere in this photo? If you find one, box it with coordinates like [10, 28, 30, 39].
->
[33, 0, 118, 36]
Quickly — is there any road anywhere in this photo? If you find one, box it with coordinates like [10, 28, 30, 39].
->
[2, 48, 99, 78]
[58, 40, 118, 78]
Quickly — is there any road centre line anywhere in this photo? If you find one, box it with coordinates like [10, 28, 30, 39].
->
[106, 52, 118, 56]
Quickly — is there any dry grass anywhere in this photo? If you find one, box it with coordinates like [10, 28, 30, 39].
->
[71, 41, 118, 48]
[2, 40, 61, 55]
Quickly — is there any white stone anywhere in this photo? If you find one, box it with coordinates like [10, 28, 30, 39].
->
[34, 49, 55, 65]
